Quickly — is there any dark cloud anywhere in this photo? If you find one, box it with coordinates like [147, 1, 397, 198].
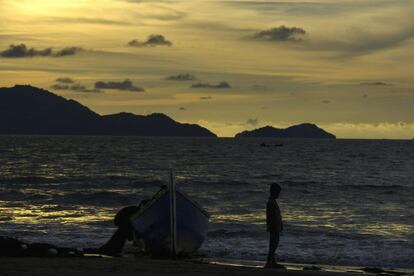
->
[200, 96, 213, 100]
[51, 83, 101, 93]
[47, 17, 131, 26]
[0, 44, 82, 58]
[166, 73, 196, 81]
[191, 81, 231, 89]
[94, 79, 144, 92]
[51, 84, 70, 90]
[1, 44, 52, 57]
[179, 107, 186, 111]
[360, 81, 392, 86]
[322, 100, 331, 104]
[128, 34, 172, 47]
[246, 118, 259, 126]
[54, 47, 83, 57]
[252, 26, 306, 42]
[80, 88, 102, 93]
[70, 84, 87, 91]
[55, 77, 74, 84]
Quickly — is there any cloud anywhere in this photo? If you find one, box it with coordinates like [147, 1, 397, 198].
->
[252, 26, 306, 42]
[55, 77, 74, 84]
[51, 84, 70, 90]
[200, 96, 213, 100]
[322, 122, 414, 139]
[191, 81, 231, 89]
[322, 100, 331, 104]
[47, 17, 131, 26]
[1, 44, 52, 57]
[334, 24, 414, 56]
[179, 107, 186, 111]
[94, 79, 144, 92]
[51, 83, 101, 93]
[360, 81, 392, 86]
[70, 84, 90, 92]
[0, 44, 82, 58]
[166, 73, 196, 81]
[128, 34, 172, 47]
[54, 47, 83, 57]
[246, 118, 259, 126]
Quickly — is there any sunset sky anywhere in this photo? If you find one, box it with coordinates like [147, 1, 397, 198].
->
[0, 0, 413, 138]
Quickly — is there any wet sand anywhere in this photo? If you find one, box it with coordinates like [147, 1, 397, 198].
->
[0, 257, 372, 276]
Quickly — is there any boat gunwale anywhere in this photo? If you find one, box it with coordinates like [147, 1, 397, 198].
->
[130, 188, 210, 223]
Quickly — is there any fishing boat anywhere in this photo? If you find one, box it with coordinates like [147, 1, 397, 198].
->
[260, 142, 283, 147]
[130, 170, 209, 257]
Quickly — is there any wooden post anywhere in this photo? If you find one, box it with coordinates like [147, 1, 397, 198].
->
[169, 169, 177, 257]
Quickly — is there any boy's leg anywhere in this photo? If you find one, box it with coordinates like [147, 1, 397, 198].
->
[266, 231, 279, 266]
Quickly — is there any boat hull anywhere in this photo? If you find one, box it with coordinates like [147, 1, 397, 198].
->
[130, 190, 209, 256]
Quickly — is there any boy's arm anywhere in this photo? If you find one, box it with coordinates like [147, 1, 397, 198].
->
[281, 218, 283, 232]
[267, 200, 279, 231]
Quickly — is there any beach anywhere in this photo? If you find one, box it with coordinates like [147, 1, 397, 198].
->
[0, 257, 372, 276]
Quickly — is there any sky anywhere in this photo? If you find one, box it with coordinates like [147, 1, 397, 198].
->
[0, 0, 413, 138]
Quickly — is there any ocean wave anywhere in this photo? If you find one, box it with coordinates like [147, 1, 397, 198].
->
[345, 184, 411, 189]
[53, 191, 139, 206]
[0, 176, 63, 185]
[281, 180, 322, 186]
[0, 216, 13, 222]
[0, 176, 165, 187]
[0, 191, 49, 201]
[279, 180, 411, 191]
[183, 180, 252, 187]
[208, 229, 262, 238]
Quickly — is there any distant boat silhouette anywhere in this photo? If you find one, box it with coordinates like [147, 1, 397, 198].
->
[260, 142, 283, 147]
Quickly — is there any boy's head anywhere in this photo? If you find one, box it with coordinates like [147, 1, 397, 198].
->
[270, 183, 281, 198]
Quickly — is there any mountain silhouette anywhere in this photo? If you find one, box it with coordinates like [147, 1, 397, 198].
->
[0, 85, 216, 137]
[235, 124, 336, 139]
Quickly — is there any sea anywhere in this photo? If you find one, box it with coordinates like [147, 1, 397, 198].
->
[0, 136, 413, 268]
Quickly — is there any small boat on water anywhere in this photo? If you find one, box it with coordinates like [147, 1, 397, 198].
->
[260, 142, 283, 147]
[130, 171, 209, 257]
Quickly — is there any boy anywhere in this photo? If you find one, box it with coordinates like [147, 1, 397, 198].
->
[265, 183, 285, 269]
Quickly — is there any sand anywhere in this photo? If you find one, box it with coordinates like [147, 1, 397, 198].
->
[0, 257, 372, 276]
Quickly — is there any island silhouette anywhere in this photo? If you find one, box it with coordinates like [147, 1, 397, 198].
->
[0, 85, 216, 137]
[235, 125, 336, 139]
[1, 85, 335, 138]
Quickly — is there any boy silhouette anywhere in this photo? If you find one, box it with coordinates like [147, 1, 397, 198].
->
[265, 183, 285, 269]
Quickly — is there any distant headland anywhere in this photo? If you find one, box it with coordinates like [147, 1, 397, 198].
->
[0, 85, 336, 138]
[0, 85, 216, 137]
[235, 124, 336, 139]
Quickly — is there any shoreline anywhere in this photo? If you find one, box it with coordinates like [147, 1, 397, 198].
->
[206, 258, 414, 274]
[1, 256, 412, 276]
